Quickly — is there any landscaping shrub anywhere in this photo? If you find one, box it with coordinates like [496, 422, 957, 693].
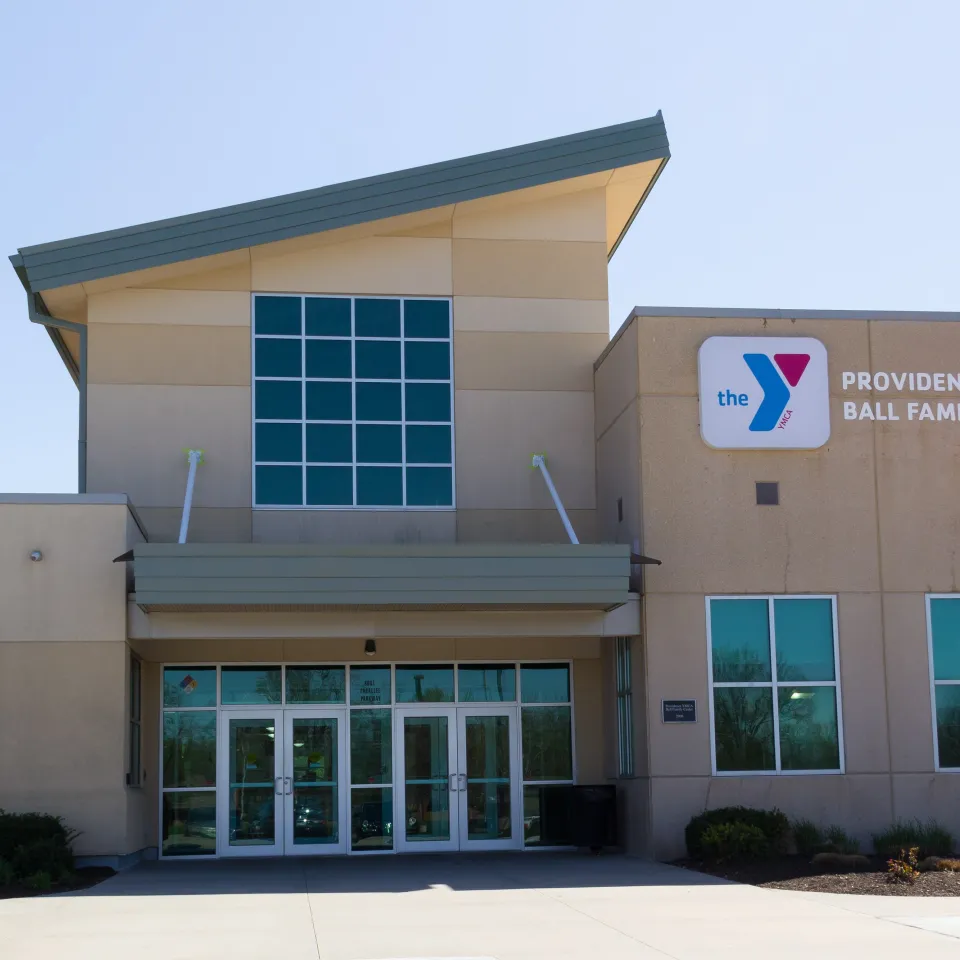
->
[823, 826, 860, 855]
[872, 820, 955, 860]
[0, 858, 14, 886]
[811, 851, 870, 871]
[792, 818, 822, 857]
[685, 807, 789, 859]
[700, 822, 770, 862]
[22, 871, 53, 892]
[936, 858, 960, 872]
[0, 810, 77, 861]
[11, 837, 74, 881]
[886, 847, 920, 884]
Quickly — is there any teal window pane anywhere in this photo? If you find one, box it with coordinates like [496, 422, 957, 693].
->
[221, 666, 282, 705]
[163, 712, 217, 787]
[713, 687, 775, 772]
[357, 466, 402, 505]
[406, 467, 452, 507]
[255, 338, 301, 377]
[458, 665, 516, 702]
[405, 341, 450, 380]
[935, 685, 960, 768]
[355, 299, 400, 337]
[404, 299, 450, 338]
[306, 381, 352, 421]
[306, 467, 353, 505]
[773, 599, 836, 681]
[351, 667, 392, 706]
[396, 665, 454, 703]
[255, 296, 301, 335]
[286, 667, 346, 704]
[256, 465, 302, 505]
[521, 665, 570, 703]
[357, 425, 401, 464]
[930, 599, 960, 680]
[522, 706, 572, 780]
[356, 340, 401, 380]
[162, 791, 216, 857]
[255, 380, 302, 420]
[710, 599, 771, 682]
[406, 425, 451, 464]
[405, 383, 451, 422]
[306, 424, 352, 463]
[306, 339, 351, 378]
[305, 297, 351, 336]
[256, 423, 302, 463]
[777, 686, 840, 770]
[356, 382, 401, 421]
[163, 667, 216, 708]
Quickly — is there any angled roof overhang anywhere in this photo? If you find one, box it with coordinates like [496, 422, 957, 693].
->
[10, 113, 669, 294]
[130, 543, 633, 613]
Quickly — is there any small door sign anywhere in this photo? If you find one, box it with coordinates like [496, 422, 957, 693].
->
[662, 699, 697, 723]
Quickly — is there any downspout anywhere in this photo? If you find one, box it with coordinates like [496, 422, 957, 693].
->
[17, 284, 87, 493]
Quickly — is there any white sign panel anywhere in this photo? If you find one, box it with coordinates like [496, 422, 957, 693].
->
[698, 336, 830, 449]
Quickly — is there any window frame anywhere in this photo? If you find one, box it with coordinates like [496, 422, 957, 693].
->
[926, 594, 960, 773]
[251, 293, 456, 510]
[705, 595, 845, 777]
[615, 637, 634, 778]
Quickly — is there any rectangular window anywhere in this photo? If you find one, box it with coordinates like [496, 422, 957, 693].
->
[707, 597, 843, 775]
[615, 637, 634, 777]
[927, 596, 960, 770]
[520, 663, 574, 847]
[128, 654, 142, 787]
[253, 294, 454, 508]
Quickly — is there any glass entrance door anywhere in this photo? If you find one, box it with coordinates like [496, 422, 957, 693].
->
[284, 710, 347, 855]
[457, 706, 521, 851]
[395, 708, 458, 852]
[218, 711, 283, 857]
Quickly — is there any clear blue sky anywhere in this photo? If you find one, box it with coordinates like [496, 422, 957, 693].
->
[1, 1, 957, 492]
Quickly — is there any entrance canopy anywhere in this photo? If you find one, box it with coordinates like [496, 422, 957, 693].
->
[130, 542, 632, 612]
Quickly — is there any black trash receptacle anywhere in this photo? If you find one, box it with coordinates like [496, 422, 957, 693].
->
[569, 785, 617, 851]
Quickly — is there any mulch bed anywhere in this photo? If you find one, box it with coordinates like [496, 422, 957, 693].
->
[0, 867, 115, 900]
[674, 856, 960, 896]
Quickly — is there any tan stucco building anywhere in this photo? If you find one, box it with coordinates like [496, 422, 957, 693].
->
[4, 114, 959, 864]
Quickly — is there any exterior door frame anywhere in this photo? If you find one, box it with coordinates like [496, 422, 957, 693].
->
[394, 705, 459, 853]
[456, 704, 522, 852]
[283, 708, 348, 856]
[217, 708, 285, 857]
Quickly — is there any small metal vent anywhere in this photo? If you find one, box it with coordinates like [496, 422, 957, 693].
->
[756, 482, 779, 506]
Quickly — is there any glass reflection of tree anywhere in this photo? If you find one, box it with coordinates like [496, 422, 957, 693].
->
[289, 669, 344, 703]
[255, 672, 282, 703]
[164, 715, 216, 786]
[713, 687, 773, 770]
[938, 701, 960, 767]
[778, 692, 838, 769]
[523, 709, 570, 779]
[233, 724, 272, 840]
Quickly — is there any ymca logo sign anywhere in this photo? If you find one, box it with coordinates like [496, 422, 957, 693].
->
[698, 337, 830, 449]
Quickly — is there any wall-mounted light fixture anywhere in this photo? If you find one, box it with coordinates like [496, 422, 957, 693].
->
[364, 639, 377, 657]
[29, 550, 43, 562]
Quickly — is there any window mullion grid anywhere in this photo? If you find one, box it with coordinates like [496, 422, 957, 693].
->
[301, 297, 307, 506]
[351, 298, 358, 507]
[400, 299, 407, 506]
[768, 597, 782, 773]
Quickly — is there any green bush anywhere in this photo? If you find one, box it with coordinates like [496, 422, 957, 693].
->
[872, 820, 955, 860]
[11, 837, 74, 881]
[0, 810, 77, 861]
[685, 806, 789, 859]
[792, 818, 823, 857]
[823, 826, 860, 855]
[0, 858, 15, 886]
[700, 822, 770, 862]
[22, 870, 53, 892]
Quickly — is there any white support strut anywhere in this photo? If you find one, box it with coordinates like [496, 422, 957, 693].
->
[178, 449, 204, 544]
[531, 454, 579, 544]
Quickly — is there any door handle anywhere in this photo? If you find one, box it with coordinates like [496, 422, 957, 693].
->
[274, 776, 283, 795]
[448, 773, 457, 792]
[457, 773, 467, 792]
[284, 776, 292, 795]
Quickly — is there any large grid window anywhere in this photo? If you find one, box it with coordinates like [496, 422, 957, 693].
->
[615, 637, 634, 777]
[927, 596, 960, 771]
[707, 597, 843, 775]
[253, 294, 454, 508]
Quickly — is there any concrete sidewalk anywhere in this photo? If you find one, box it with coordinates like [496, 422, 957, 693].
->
[1, 853, 959, 959]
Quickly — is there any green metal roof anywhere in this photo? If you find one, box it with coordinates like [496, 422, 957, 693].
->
[10, 114, 668, 292]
